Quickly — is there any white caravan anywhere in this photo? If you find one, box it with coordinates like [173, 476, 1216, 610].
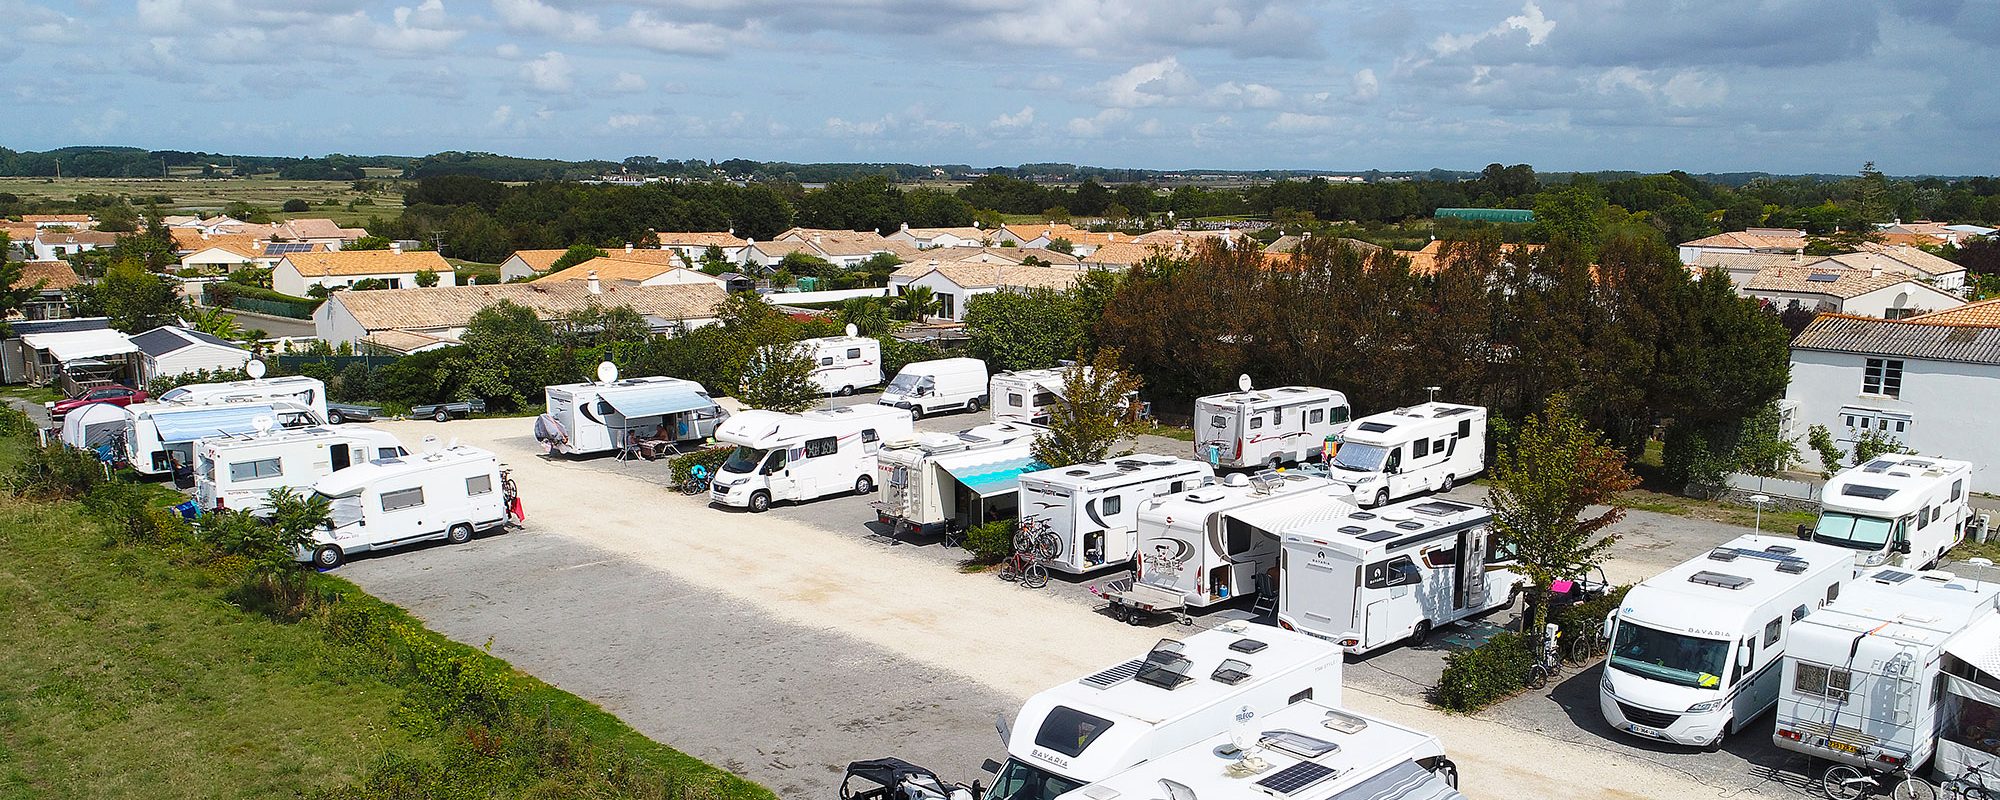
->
[988, 367, 1136, 425]
[879, 357, 990, 419]
[302, 443, 510, 568]
[1600, 534, 1860, 748]
[874, 422, 1046, 536]
[1017, 456, 1215, 575]
[1050, 698, 1461, 800]
[1774, 567, 2000, 774]
[1935, 613, 2000, 785]
[1133, 472, 1355, 609]
[157, 374, 329, 422]
[1278, 496, 1525, 655]
[1321, 403, 1486, 508]
[1809, 455, 1974, 570]
[1194, 382, 1352, 470]
[542, 375, 724, 456]
[710, 404, 914, 512]
[194, 425, 407, 514]
[988, 623, 1345, 800]
[123, 400, 323, 477]
[793, 334, 882, 396]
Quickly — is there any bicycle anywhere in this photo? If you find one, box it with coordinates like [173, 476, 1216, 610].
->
[1525, 624, 1563, 689]
[1565, 624, 1609, 664]
[679, 465, 712, 496]
[999, 527, 1060, 589]
[1823, 763, 1935, 800]
[1938, 760, 1994, 800]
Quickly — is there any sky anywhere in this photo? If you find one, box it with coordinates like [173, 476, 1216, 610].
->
[3, 0, 1997, 174]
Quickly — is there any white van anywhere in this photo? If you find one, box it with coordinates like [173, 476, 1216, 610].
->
[1600, 534, 1860, 748]
[194, 425, 407, 514]
[710, 404, 914, 512]
[1132, 472, 1354, 609]
[1321, 402, 1485, 508]
[1775, 567, 2000, 774]
[541, 375, 724, 456]
[1194, 383, 1351, 470]
[302, 444, 511, 568]
[1278, 496, 1524, 655]
[874, 422, 1046, 536]
[1809, 455, 1974, 570]
[157, 374, 329, 422]
[1016, 456, 1214, 575]
[124, 400, 324, 477]
[879, 357, 989, 419]
[988, 623, 1345, 800]
[791, 334, 882, 396]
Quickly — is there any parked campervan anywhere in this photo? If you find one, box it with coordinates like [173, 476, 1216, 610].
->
[1321, 403, 1486, 508]
[791, 333, 882, 396]
[1809, 455, 1975, 570]
[302, 443, 512, 568]
[195, 425, 407, 514]
[1131, 472, 1354, 609]
[157, 374, 329, 422]
[1278, 496, 1524, 654]
[874, 422, 1046, 536]
[541, 373, 723, 456]
[1194, 381, 1352, 470]
[878, 357, 990, 419]
[1017, 456, 1214, 575]
[1774, 567, 2000, 774]
[1600, 534, 1860, 748]
[124, 400, 323, 477]
[988, 367, 1137, 425]
[710, 404, 914, 512]
[987, 623, 1345, 800]
[1048, 697, 1461, 800]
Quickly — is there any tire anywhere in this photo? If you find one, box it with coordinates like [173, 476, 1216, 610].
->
[1957, 783, 1991, 800]
[313, 544, 344, 569]
[447, 523, 473, 544]
[909, 406, 924, 421]
[748, 491, 771, 513]
[1439, 474, 1453, 493]
[1824, 765, 1866, 800]
[1109, 604, 1131, 623]
[855, 474, 874, 495]
[1409, 619, 1433, 647]
[967, 398, 982, 413]
[838, 385, 854, 397]
[1894, 777, 1938, 800]
[433, 408, 449, 423]
[1374, 489, 1390, 508]
[1525, 665, 1549, 690]
[1434, 760, 1459, 790]
[1023, 563, 1049, 589]
[327, 410, 344, 425]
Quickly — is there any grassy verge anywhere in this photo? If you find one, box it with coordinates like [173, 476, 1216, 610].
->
[0, 386, 63, 405]
[1615, 487, 1817, 532]
[447, 259, 501, 285]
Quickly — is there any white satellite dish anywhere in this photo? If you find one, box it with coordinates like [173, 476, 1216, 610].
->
[246, 359, 267, 379]
[1227, 705, 1257, 754]
[597, 360, 619, 384]
[421, 435, 442, 453]
[844, 323, 859, 337]
[1237, 374, 1252, 392]
[251, 414, 276, 434]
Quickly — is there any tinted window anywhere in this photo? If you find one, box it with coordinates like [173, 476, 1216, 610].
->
[1102, 495, 1122, 516]
[861, 428, 879, 443]
[228, 457, 282, 481]
[819, 357, 833, 366]
[1333, 406, 1350, 424]
[381, 487, 425, 512]
[1249, 416, 1264, 430]
[1309, 409, 1324, 424]
[1458, 419, 1471, 439]
[1009, 393, 1023, 407]
[846, 348, 862, 359]
[1033, 706, 1114, 758]
[1763, 617, 1782, 647]
[1365, 556, 1421, 589]
[467, 474, 493, 495]
[804, 436, 838, 458]
[1412, 438, 1430, 458]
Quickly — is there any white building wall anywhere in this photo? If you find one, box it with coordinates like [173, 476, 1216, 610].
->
[1787, 349, 2000, 482]
[279, 268, 458, 297]
[499, 255, 538, 282]
[144, 344, 252, 382]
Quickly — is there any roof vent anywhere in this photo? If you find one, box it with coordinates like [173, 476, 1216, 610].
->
[1690, 571, 1753, 590]
[1764, 545, 1797, 556]
[1776, 561, 1807, 574]
[1708, 549, 1740, 562]
[1222, 473, 1250, 487]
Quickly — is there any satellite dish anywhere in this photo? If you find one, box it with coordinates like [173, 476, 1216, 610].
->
[597, 360, 619, 384]
[844, 323, 859, 337]
[251, 414, 276, 434]
[1228, 705, 1257, 754]
[1237, 374, 1252, 392]
[421, 435, 441, 453]
[246, 359, 267, 379]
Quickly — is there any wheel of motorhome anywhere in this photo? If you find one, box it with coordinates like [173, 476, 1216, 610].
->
[1410, 619, 1432, 647]
[967, 398, 981, 412]
[854, 474, 874, 495]
[839, 385, 854, 396]
[313, 544, 344, 568]
[447, 523, 473, 544]
[908, 405, 923, 420]
[1439, 473, 1453, 492]
[1374, 489, 1389, 508]
[748, 491, 770, 513]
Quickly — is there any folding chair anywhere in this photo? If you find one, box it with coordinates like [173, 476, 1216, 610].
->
[1251, 573, 1279, 617]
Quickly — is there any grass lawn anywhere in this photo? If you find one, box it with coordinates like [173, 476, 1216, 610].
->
[446, 258, 500, 284]
[0, 176, 404, 229]
[0, 386, 64, 405]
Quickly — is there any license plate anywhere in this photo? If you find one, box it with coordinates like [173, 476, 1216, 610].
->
[1830, 741, 1862, 755]
[1626, 723, 1662, 739]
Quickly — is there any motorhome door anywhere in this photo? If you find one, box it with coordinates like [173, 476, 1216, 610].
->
[1457, 527, 1489, 611]
[1284, 546, 1358, 637]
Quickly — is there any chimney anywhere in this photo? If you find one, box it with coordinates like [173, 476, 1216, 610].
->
[587, 270, 602, 295]
[900, 222, 910, 231]
[1109, 232, 1118, 241]
[813, 233, 823, 245]
[728, 227, 735, 235]
[1871, 263, 1882, 279]
[624, 243, 634, 254]
[389, 241, 402, 254]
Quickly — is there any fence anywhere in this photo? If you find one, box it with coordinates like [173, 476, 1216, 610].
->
[228, 295, 316, 319]
[1724, 472, 1822, 502]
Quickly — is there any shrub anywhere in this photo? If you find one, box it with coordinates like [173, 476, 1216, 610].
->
[669, 445, 732, 483]
[965, 518, 1017, 563]
[0, 404, 33, 437]
[6, 442, 105, 500]
[337, 361, 375, 401]
[1552, 584, 1630, 648]
[1433, 631, 1537, 712]
[282, 198, 310, 212]
[83, 481, 194, 546]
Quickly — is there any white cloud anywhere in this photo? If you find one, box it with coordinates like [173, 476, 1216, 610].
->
[495, 43, 521, 58]
[490, 104, 513, 126]
[1432, 1, 1554, 55]
[1101, 57, 1201, 107]
[1267, 112, 1336, 133]
[492, 0, 600, 39]
[1065, 108, 1131, 137]
[377, 0, 463, 52]
[1210, 81, 1284, 109]
[611, 72, 648, 92]
[73, 108, 127, 139]
[622, 11, 747, 56]
[990, 106, 1035, 131]
[607, 113, 659, 131]
[1350, 69, 1380, 102]
[521, 51, 573, 92]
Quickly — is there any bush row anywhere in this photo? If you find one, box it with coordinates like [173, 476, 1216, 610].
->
[668, 446, 732, 483]
[205, 280, 321, 317]
[1431, 584, 1634, 712]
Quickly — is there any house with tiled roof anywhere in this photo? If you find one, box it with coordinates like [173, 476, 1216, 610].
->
[274, 248, 455, 296]
[885, 223, 990, 250]
[1741, 264, 1962, 319]
[1788, 311, 2000, 475]
[1263, 233, 1384, 257]
[1396, 239, 1543, 276]
[179, 236, 328, 274]
[168, 217, 366, 251]
[1677, 228, 1807, 264]
[1876, 221, 1995, 248]
[21, 214, 95, 229]
[772, 228, 897, 267]
[1840, 245, 1968, 293]
[130, 326, 252, 383]
[498, 248, 570, 281]
[655, 231, 749, 265]
[313, 280, 727, 346]
[886, 255, 1084, 321]
[532, 257, 726, 288]
[14, 261, 82, 320]
[992, 223, 1127, 255]
[31, 229, 118, 261]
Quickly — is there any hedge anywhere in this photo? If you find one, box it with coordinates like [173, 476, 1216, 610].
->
[1432, 630, 1537, 712]
[669, 445, 733, 484]
[205, 280, 321, 318]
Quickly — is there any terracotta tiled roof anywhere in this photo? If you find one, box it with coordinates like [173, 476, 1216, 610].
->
[907, 262, 1082, 291]
[747, 240, 815, 258]
[890, 247, 1081, 278]
[1904, 298, 2000, 326]
[1743, 265, 1931, 299]
[35, 230, 119, 246]
[504, 249, 570, 273]
[998, 223, 1123, 247]
[1792, 313, 2000, 365]
[1679, 229, 1807, 252]
[360, 329, 460, 354]
[1399, 240, 1542, 276]
[282, 249, 451, 278]
[22, 214, 92, 223]
[17, 261, 80, 291]
[899, 226, 988, 241]
[328, 282, 728, 332]
[655, 231, 747, 248]
[533, 256, 721, 284]
[774, 228, 894, 256]
[1845, 244, 1964, 278]
[1080, 241, 1184, 267]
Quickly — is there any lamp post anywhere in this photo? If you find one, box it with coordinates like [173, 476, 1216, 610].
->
[1748, 494, 1772, 534]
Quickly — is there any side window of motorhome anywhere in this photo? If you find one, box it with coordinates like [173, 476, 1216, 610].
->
[1009, 393, 1024, 407]
[1309, 408, 1324, 424]
[1763, 618, 1782, 647]
[1273, 407, 1283, 425]
[1289, 688, 1313, 704]
[1365, 557, 1421, 589]
[1249, 416, 1264, 430]
[763, 450, 787, 473]
[1434, 437, 1448, 456]
[467, 475, 493, 495]
[1413, 438, 1430, 458]
[1032, 706, 1115, 758]
[1792, 604, 1809, 622]
[1102, 495, 1122, 516]
[229, 458, 282, 481]
[845, 348, 861, 359]
[1458, 419, 1471, 439]
[1333, 406, 1351, 424]
[381, 487, 425, 512]
[1224, 518, 1262, 555]
[1422, 547, 1456, 568]
[1384, 447, 1402, 472]
[1952, 480, 1964, 502]
[819, 357, 834, 366]
[1827, 583, 1841, 603]
[861, 428, 878, 443]
[804, 436, 838, 458]
[1796, 663, 1853, 702]
[1032, 392, 1054, 407]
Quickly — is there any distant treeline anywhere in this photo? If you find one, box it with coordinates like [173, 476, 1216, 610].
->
[0, 147, 410, 180]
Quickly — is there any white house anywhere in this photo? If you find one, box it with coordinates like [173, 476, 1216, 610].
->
[1787, 303, 2000, 478]
[888, 258, 1082, 320]
[772, 228, 897, 268]
[532, 258, 727, 288]
[274, 248, 456, 297]
[31, 229, 118, 261]
[21, 214, 96, 230]
[179, 238, 327, 274]
[884, 223, 988, 250]
[312, 280, 728, 347]
[1742, 264, 1964, 319]
[1835, 245, 1969, 294]
[654, 231, 748, 264]
[1678, 228, 1808, 264]
[129, 326, 253, 384]
[498, 249, 568, 281]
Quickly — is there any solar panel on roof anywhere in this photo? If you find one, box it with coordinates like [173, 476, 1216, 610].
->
[1863, 460, 1894, 473]
[1842, 484, 1898, 500]
[1253, 761, 1336, 796]
[1410, 500, 1472, 516]
[1357, 531, 1397, 542]
[264, 242, 314, 255]
[1807, 272, 1842, 282]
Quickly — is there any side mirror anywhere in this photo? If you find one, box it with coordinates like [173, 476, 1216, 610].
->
[995, 712, 1012, 747]
[1795, 523, 1812, 540]
[1737, 645, 1754, 670]
[1601, 611, 1616, 640]
[1894, 540, 1912, 555]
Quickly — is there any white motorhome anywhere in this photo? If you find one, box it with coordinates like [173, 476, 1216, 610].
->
[541, 375, 724, 456]
[988, 623, 1345, 800]
[1775, 567, 2000, 774]
[194, 425, 407, 514]
[123, 400, 323, 477]
[1017, 456, 1215, 575]
[1601, 535, 1860, 748]
[1934, 614, 2000, 785]
[1321, 403, 1486, 508]
[793, 334, 882, 396]
[1194, 383, 1352, 470]
[879, 357, 990, 419]
[301, 443, 510, 568]
[710, 404, 914, 512]
[988, 367, 1136, 425]
[157, 374, 329, 422]
[874, 422, 1046, 536]
[1278, 496, 1525, 655]
[1049, 698, 1461, 800]
[1132, 472, 1355, 609]
[1809, 455, 1974, 570]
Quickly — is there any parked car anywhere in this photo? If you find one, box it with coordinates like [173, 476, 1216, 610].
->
[47, 385, 148, 420]
[409, 398, 486, 423]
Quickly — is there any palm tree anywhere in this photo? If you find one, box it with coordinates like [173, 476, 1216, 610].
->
[182, 302, 244, 341]
[891, 286, 939, 321]
[838, 297, 889, 336]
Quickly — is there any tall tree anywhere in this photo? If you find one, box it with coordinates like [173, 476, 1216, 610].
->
[962, 288, 1085, 372]
[1031, 348, 1142, 468]
[736, 342, 819, 412]
[454, 300, 557, 409]
[1487, 394, 1639, 635]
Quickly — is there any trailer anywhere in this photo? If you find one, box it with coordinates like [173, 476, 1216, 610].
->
[1194, 380, 1351, 470]
[1114, 472, 1354, 621]
[1017, 456, 1214, 575]
[325, 402, 383, 425]
[410, 398, 486, 423]
[541, 373, 724, 456]
[873, 422, 1047, 538]
[194, 425, 408, 514]
[156, 374, 329, 422]
[1319, 402, 1486, 508]
[1809, 455, 1974, 570]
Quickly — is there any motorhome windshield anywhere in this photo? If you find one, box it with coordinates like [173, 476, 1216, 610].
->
[160, 387, 192, 402]
[1812, 512, 1895, 551]
[1609, 620, 1728, 690]
[1330, 442, 1390, 472]
[721, 446, 767, 474]
[887, 373, 921, 393]
[985, 758, 1083, 800]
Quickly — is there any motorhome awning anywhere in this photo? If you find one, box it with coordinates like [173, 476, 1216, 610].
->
[20, 329, 137, 362]
[600, 386, 712, 419]
[1224, 490, 1345, 534]
[1328, 760, 1464, 800]
[1947, 615, 2000, 679]
[938, 453, 1043, 497]
[151, 404, 279, 444]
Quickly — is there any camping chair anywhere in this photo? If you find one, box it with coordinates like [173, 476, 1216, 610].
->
[617, 430, 643, 462]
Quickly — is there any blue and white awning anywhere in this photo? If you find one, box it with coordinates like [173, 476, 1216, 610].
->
[150, 404, 279, 444]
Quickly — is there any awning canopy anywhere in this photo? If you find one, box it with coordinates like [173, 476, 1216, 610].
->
[1224, 484, 1352, 534]
[600, 385, 713, 419]
[938, 452, 1043, 497]
[60, 403, 132, 450]
[150, 404, 280, 444]
[20, 329, 138, 362]
[1947, 614, 2000, 678]
[1329, 760, 1465, 800]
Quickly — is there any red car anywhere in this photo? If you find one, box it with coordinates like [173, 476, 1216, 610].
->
[48, 385, 148, 420]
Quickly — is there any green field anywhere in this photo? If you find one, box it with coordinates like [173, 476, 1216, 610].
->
[0, 176, 404, 228]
